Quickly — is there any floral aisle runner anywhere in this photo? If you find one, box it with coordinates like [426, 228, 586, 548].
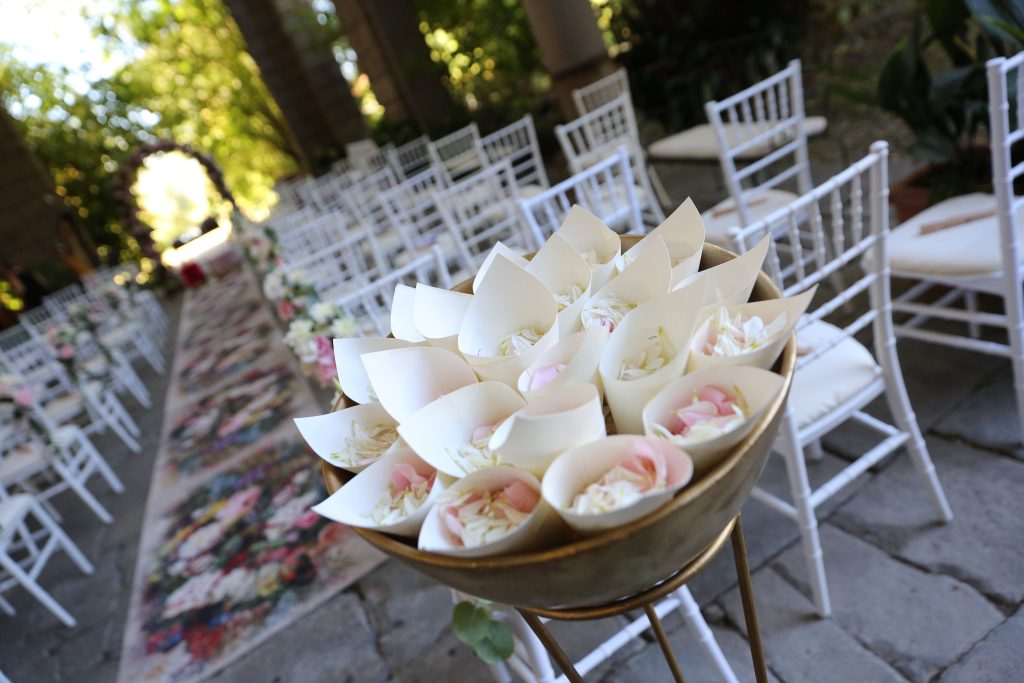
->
[117, 267, 384, 683]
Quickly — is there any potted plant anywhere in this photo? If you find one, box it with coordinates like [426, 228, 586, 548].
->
[877, 0, 1023, 221]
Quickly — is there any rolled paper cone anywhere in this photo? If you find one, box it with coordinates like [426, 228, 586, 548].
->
[398, 381, 526, 477]
[362, 346, 479, 423]
[582, 235, 672, 333]
[334, 337, 415, 404]
[458, 255, 559, 387]
[621, 198, 705, 287]
[687, 286, 816, 372]
[414, 283, 472, 353]
[391, 284, 424, 342]
[489, 383, 607, 477]
[312, 447, 448, 537]
[675, 235, 771, 314]
[294, 402, 397, 473]
[642, 366, 785, 476]
[525, 234, 593, 338]
[473, 241, 529, 293]
[554, 205, 621, 291]
[541, 435, 693, 535]
[418, 466, 560, 557]
[598, 281, 704, 434]
[517, 324, 610, 399]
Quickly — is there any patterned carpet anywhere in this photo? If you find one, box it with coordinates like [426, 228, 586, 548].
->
[117, 266, 383, 683]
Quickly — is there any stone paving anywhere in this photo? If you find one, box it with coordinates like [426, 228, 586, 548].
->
[3, 75, 1024, 683]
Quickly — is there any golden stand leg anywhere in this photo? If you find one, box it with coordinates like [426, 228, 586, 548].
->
[516, 515, 767, 682]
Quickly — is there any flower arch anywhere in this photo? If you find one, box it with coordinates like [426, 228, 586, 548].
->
[114, 140, 237, 263]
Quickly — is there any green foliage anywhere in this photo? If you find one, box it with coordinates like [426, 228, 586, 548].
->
[451, 601, 514, 664]
[413, 0, 545, 125]
[877, 0, 1024, 164]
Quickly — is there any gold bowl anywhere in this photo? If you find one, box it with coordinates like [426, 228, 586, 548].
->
[321, 238, 795, 609]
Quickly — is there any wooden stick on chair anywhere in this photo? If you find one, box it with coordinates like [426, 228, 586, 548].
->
[918, 209, 996, 236]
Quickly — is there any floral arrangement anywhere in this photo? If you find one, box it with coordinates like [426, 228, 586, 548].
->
[282, 301, 359, 389]
[264, 268, 317, 323]
[43, 322, 109, 384]
[0, 370, 56, 452]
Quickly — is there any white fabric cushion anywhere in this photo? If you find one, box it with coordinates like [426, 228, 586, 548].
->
[0, 447, 47, 485]
[701, 189, 800, 246]
[44, 392, 84, 422]
[647, 117, 827, 162]
[884, 193, 1024, 277]
[788, 320, 881, 429]
[0, 494, 33, 539]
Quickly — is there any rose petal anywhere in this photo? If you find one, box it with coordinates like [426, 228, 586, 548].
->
[500, 481, 539, 514]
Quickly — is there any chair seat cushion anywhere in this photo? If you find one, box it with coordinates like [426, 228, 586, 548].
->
[647, 117, 828, 162]
[0, 494, 34, 539]
[44, 392, 84, 422]
[701, 189, 800, 246]
[788, 320, 881, 429]
[0, 447, 47, 485]
[884, 193, 1022, 277]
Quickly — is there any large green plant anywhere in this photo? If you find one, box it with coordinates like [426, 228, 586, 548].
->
[878, 0, 1024, 164]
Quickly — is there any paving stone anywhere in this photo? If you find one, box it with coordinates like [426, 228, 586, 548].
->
[387, 629, 490, 683]
[772, 524, 1003, 681]
[938, 606, 1024, 683]
[599, 619, 781, 683]
[355, 561, 456, 673]
[934, 370, 1024, 453]
[209, 591, 388, 683]
[721, 567, 906, 683]
[543, 614, 642, 680]
[833, 436, 1024, 606]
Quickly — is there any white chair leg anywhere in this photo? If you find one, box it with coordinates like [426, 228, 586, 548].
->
[675, 586, 740, 683]
[876, 333, 954, 520]
[33, 500, 94, 576]
[0, 553, 76, 627]
[52, 463, 113, 524]
[0, 594, 15, 615]
[805, 439, 825, 461]
[82, 440, 124, 494]
[134, 333, 165, 375]
[779, 418, 832, 617]
[1005, 281, 1024, 440]
[964, 290, 981, 338]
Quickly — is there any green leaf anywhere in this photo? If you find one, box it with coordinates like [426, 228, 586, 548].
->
[451, 602, 490, 646]
[472, 622, 515, 664]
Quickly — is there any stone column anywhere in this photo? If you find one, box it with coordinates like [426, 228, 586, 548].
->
[332, 0, 455, 133]
[226, 0, 365, 172]
[521, 0, 616, 117]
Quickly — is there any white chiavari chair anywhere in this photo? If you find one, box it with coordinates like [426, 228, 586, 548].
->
[517, 147, 643, 246]
[276, 211, 351, 266]
[285, 224, 389, 306]
[701, 60, 817, 246]
[738, 141, 951, 617]
[307, 170, 358, 212]
[388, 135, 433, 180]
[556, 96, 665, 228]
[428, 123, 488, 184]
[338, 166, 409, 267]
[435, 160, 534, 270]
[0, 493, 94, 627]
[478, 115, 550, 197]
[333, 246, 451, 337]
[378, 166, 473, 276]
[885, 52, 1024, 435]
[571, 67, 630, 115]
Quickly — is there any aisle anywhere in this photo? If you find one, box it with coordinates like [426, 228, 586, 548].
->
[116, 267, 383, 683]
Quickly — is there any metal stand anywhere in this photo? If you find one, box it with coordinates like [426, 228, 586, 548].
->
[516, 515, 767, 683]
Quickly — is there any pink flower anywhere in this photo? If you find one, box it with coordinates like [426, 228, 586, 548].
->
[295, 509, 320, 529]
[313, 336, 336, 388]
[13, 386, 34, 407]
[58, 344, 75, 359]
[277, 299, 296, 321]
[620, 439, 668, 492]
[501, 481, 539, 514]
[528, 363, 566, 391]
[391, 463, 429, 492]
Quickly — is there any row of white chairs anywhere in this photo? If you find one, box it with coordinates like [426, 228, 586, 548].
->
[0, 267, 169, 632]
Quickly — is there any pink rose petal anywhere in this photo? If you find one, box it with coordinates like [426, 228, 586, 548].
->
[620, 439, 668, 491]
[391, 463, 428, 492]
[501, 481, 539, 514]
[528, 363, 566, 391]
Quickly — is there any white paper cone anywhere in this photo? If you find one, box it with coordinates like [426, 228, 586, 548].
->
[473, 242, 529, 293]
[391, 284, 424, 342]
[554, 205, 621, 291]
[598, 282, 705, 434]
[687, 287, 815, 372]
[362, 346, 479, 423]
[541, 435, 693, 535]
[414, 283, 473, 353]
[676, 235, 771, 313]
[334, 337, 416, 404]
[294, 402, 397, 472]
[622, 198, 705, 286]
[642, 366, 785, 475]
[398, 381, 526, 477]
[517, 324, 610, 399]
[418, 466, 559, 557]
[581, 235, 672, 333]
[489, 384, 607, 477]
[525, 234, 593, 338]
[458, 255, 559, 387]
[312, 447, 448, 537]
